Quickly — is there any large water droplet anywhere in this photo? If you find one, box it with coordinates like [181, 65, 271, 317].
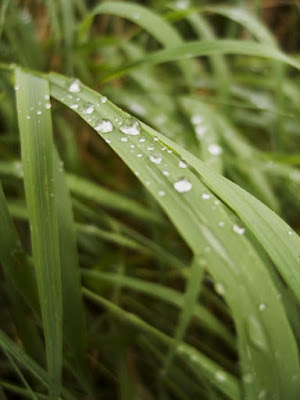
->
[68, 79, 82, 93]
[208, 144, 223, 155]
[120, 118, 141, 135]
[174, 178, 192, 193]
[82, 102, 94, 115]
[247, 315, 268, 351]
[94, 119, 113, 133]
[233, 224, 245, 235]
[150, 153, 162, 165]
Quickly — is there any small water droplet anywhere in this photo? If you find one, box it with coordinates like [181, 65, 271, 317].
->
[214, 282, 226, 295]
[70, 104, 78, 110]
[101, 96, 107, 103]
[158, 190, 166, 197]
[150, 153, 162, 165]
[82, 102, 94, 115]
[208, 144, 223, 156]
[105, 139, 111, 143]
[44, 94, 50, 100]
[179, 159, 188, 168]
[139, 138, 145, 143]
[120, 118, 141, 135]
[26, 115, 30, 120]
[14, 84, 20, 91]
[68, 78, 82, 93]
[37, 110, 42, 115]
[121, 137, 128, 142]
[130, 144, 135, 148]
[45, 102, 51, 109]
[219, 221, 225, 228]
[247, 315, 268, 351]
[147, 145, 154, 151]
[174, 177, 192, 193]
[215, 371, 226, 382]
[137, 153, 142, 158]
[154, 137, 158, 142]
[94, 119, 113, 133]
[162, 170, 169, 176]
[191, 115, 203, 125]
[195, 125, 207, 139]
[233, 224, 245, 235]
[202, 193, 210, 200]
[288, 231, 293, 236]
[259, 303, 266, 312]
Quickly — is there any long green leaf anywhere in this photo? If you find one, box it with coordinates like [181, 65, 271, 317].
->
[16, 69, 62, 400]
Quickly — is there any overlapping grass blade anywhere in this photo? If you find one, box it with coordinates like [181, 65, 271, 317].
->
[83, 288, 240, 399]
[103, 39, 300, 81]
[49, 72, 300, 399]
[15, 69, 62, 400]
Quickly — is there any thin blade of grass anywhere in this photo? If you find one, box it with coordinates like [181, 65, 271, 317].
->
[15, 69, 62, 400]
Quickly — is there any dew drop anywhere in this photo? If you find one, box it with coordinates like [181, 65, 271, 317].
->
[191, 115, 203, 125]
[37, 110, 42, 115]
[137, 153, 142, 158]
[94, 119, 113, 133]
[45, 102, 51, 109]
[233, 224, 245, 235]
[214, 282, 226, 295]
[219, 221, 225, 228]
[139, 138, 145, 143]
[101, 96, 107, 103]
[215, 371, 226, 382]
[158, 190, 166, 197]
[121, 137, 128, 142]
[179, 159, 188, 168]
[195, 125, 207, 139]
[105, 139, 111, 144]
[150, 153, 162, 165]
[174, 177, 192, 193]
[154, 137, 158, 141]
[70, 104, 78, 110]
[243, 373, 254, 384]
[288, 231, 293, 236]
[120, 118, 141, 135]
[147, 145, 154, 151]
[208, 144, 223, 155]
[202, 193, 210, 200]
[162, 170, 169, 176]
[82, 102, 94, 115]
[68, 78, 82, 93]
[44, 94, 50, 100]
[247, 315, 268, 351]
[14, 84, 20, 91]
[130, 144, 135, 149]
[259, 303, 266, 312]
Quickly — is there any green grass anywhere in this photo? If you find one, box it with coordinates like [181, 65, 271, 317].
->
[0, 1, 300, 399]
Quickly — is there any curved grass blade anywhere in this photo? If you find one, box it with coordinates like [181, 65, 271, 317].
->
[79, 1, 194, 86]
[15, 69, 62, 400]
[103, 39, 300, 82]
[81, 270, 235, 348]
[48, 72, 300, 399]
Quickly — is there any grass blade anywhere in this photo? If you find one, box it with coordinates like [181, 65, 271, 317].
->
[15, 69, 62, 400]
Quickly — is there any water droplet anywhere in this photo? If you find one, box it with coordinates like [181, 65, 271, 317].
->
[44, 94, 50, 100]
[214, 282, 226, 295]
[154, 137, 158, 141]
[105, 139, 111, 144]
[158, 190, 166, 197]
[137, 153, 142, 158]
[195, 125, 207, 139]
[101, 96, 107, 103]
[26, 115, 30, 120]
[233, 224, 245, 235]
[120, 118, 141, 135]
[167, 149, 172, 154]
[121, 137, 128, 142]
[214, 200, 220, 206]
[70, 104, 78, 110]
[130, 144, 135, 149]
[174, 178, 192, 193]
[288, 231, 293, 236]
[139, 138, 145, 142]
[208, 144, 223, 155]
[45, 102, 51, 109]
[219, 221, 225, 228]
[94, 119, 113, 133]
[202, 193, 210, 200]
[82, 102, 94, 115]
[68, 79, 82, 93]
[215, 371, 226, 382]
[150, 153, 162, 165]
[247, 315, 268, 351]
[191, 115, 203, 125]
[14, 84, 20, 91]
[179, 159, 188, 168]
[259, 303, 266, 312]
[162, 170, 169, 176]
[147, 145, 154, 151]
[37, 110, 42, 115]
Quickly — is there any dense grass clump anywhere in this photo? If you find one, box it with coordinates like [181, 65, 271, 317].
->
[0, 1, 300, 399]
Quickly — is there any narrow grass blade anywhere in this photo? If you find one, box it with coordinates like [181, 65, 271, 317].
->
[15, 69, 62, 400]
[104, 39, 300, 81]
[0, 182, 39, 313]
[79, 1, 194, 86]
[83, 288, 240, 400]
